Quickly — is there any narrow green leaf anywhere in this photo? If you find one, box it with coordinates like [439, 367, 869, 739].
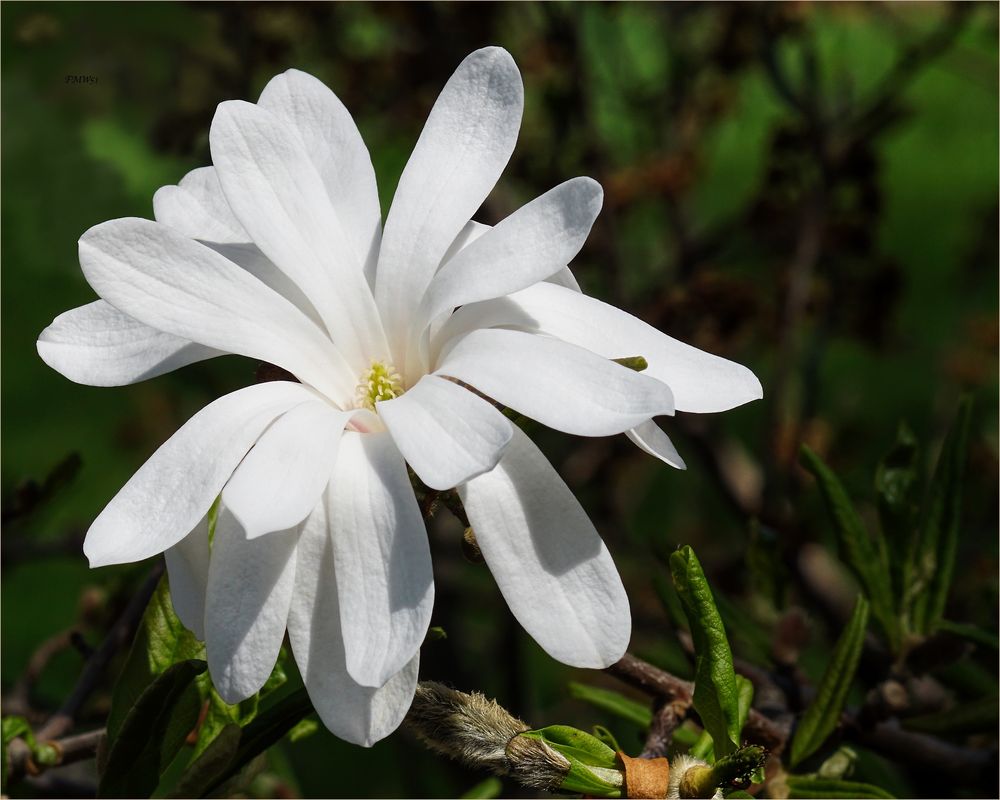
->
[591, 725, 622, 752]
[902, 700, 999, 736]
[99, 659, 207, 798]
[936, 619, 999, 651]
[800, 446, 898, 648]
[690, 729, 714, 761]
[785, 775, 895, 799]
[522, 725, 618, 769]
[735, 675, 754, 737]
[874, 423, 921, 609]
[568, 682, 653, 728]
[560, 760, 622, 798]
[461, 776, 504, 799]
[789, 596, 869, 768]
[725, 792, 754, 799]
[669, 546, 740, 757]
[913, 397, 973, 633]
[288, 717, 320, 743]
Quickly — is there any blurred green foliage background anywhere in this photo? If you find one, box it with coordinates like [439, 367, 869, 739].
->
[2, 3, 997, 798]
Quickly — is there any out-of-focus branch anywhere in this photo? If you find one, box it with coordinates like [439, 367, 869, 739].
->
[6, 728, 105, 786]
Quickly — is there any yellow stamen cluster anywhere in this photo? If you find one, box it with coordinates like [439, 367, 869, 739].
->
[355, 360, 404, 411]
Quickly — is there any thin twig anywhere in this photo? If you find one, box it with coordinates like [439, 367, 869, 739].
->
[6, 728, 106, 785]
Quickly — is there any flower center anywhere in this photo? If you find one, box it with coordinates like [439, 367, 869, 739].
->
[355, 360, 404, 411]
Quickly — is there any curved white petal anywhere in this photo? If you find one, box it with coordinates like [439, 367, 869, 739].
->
[376, 47, 523, 363]
[435, 328, 675, 437]
[78, 217, 354, 403]
[210, 100, 387, 369]
[439, 283, 762, 413]
[37, 300, 220, 387]
[83, 381, 317, 567]
[328, 432, 434, 688]
[627, 420, 686, 470]
[223, 400, 353, 539]
[419, 177, 602, 328]
[378, 374, 513, 491]
[288, 500, 419, 747]
[152, 166, 249, 243]
[164, 513, 211, 640]
[458, 425, 630, 667]
[258, 69, 382, 288]
[205, 507, 298, 703]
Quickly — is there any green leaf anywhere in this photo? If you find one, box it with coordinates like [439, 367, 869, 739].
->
[2, 716, 32, 791]
[591, 725, 622, 753]
[936, 619, 999, 651]
[902, 700, 999, 736]
[461, 777, 504, 799]
[725, 792, 754, 799]
[522, 725, 618, 769]
[874, 423, 921, 606]
[789, 596, 870, 768]
[912, 397, 973, 633]
[785, 775, 895, 799]
[106, 576, 204, 745]
[735, 675, 754, 737]
[99, 659, 207, 798]
[177, 688, 316, 798]
[669, 546, 740, 757]
[288, 717, 320, 743]
[568, 682, 653, 728]
[800, 446, 898, 648]
[169, 723, 242, 799]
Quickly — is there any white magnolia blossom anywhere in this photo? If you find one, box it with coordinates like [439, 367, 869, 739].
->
[37, 47, 761, 747]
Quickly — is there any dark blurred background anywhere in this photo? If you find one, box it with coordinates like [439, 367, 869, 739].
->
[2, 3, 997, 798]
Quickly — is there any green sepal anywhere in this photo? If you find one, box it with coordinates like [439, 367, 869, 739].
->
[669, 545, 741, 757]
[789, 596, 869, 768]
[521, 725, 618, 768]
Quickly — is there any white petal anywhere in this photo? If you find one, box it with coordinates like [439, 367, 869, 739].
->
[37, 300, 219, 387]
[210, 100, 387, 369]
[288, 500, 419, 747]
[375, 47, 523, 363]
[419, 177, 602, 328]
[458, 426, 630, 667]
[258, 69, 382, 288]
[440, 282, 762, 413]
[83, 381, 317, 567]
[205, 507, 298, 703]
[78, 217, 354, 403]
[223, 400, 353, 539]
[164, 513, 211, 640]
[547, 266, 582, 292]
[206, 242, 324, 328]
[440, 219, 491, 266]
[328, 432, 434, 688]
[627, 420, 686, 470]
[152, 166, 249, 243]
[435, 328, 675, 436]
[377, 374, 513, 491]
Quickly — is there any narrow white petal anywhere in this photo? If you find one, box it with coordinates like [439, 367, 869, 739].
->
[258, 69, 382, 288]
[439, 283, 762, 413]
[83, 381, 317, 567]
[439, 219, 490, 266]
[288, 500, 419, 747]
[378, 374, 513, 491]
[458, 426, 630, 667]
[164, 514, 211, 640]
[546, 266, 581, 292]
[419, 177, 602, 327]
[210, 100, 387, 369]
[328, 432, 434, 688]
[152, 166, 249, 243]
[376, 47, 523, 363]
[436, 328, 675, 436]
[223, 401, 353, 539]
[627, 420, 686, 470]
[205, 507, 298, 703]
[37, 300, 220, 387]
[78, 217, 354, 403]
